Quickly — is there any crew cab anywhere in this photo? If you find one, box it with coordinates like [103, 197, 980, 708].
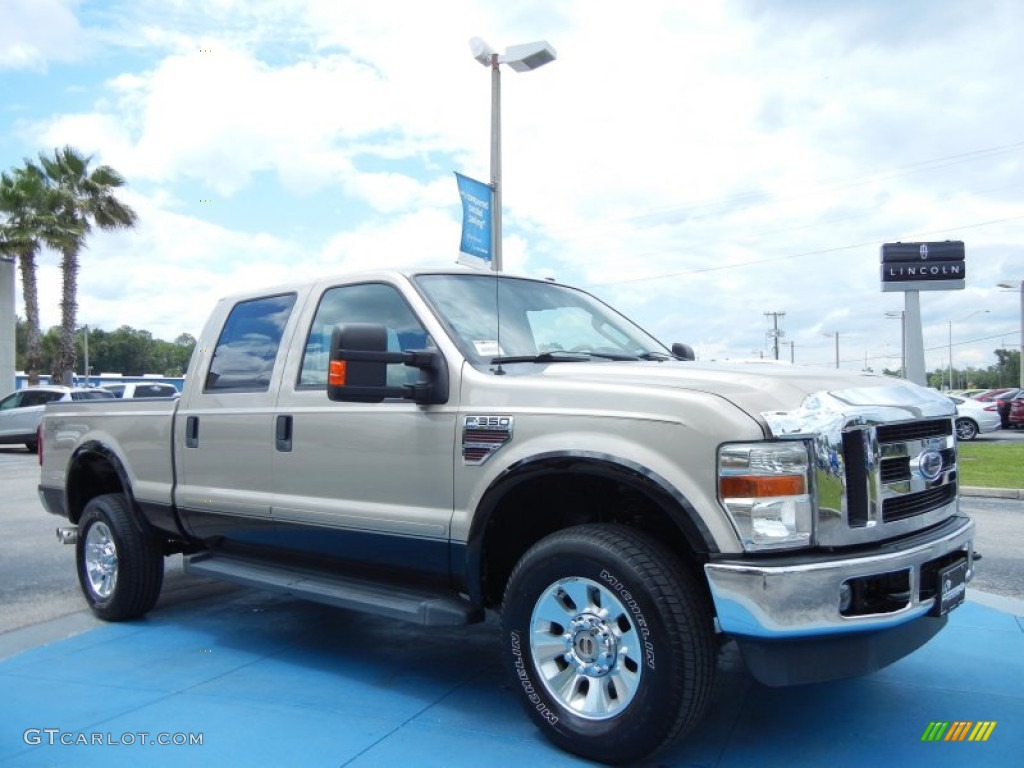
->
[38, 268, 974, 764]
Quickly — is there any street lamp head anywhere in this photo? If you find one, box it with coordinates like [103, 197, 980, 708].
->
[502, 40, 557, 72]
[469, 37, 496, 66]
[470, 37, 557, 71]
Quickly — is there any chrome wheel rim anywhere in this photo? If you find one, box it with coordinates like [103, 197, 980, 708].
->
[85, 521, 118, 599]
[529, 576, 643, 720]
[955, 419, 976, 440]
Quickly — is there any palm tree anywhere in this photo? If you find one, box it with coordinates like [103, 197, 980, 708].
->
[32, 147, 138, 384]
[0, 165, 54, 385]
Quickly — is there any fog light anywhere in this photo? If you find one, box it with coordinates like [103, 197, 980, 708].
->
[839, 582, 853, 612]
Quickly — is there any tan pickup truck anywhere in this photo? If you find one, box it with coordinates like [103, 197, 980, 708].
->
[39, 268, 974, 764]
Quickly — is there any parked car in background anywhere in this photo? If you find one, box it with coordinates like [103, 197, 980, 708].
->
[992, 388, 1022, 429]
[99, 382, 180, 399]
[0, 386, 115, 452]
[957, 388, 990, 398]
[949, 395, 1002, 440]
[973, 388, 1016, 402]
[1007, 390, 1024, 428]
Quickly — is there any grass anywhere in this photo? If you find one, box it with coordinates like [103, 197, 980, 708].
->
[957, 441, 1024, 489]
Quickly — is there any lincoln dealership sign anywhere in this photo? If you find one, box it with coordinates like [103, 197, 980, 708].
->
[880, 241, 965, 292]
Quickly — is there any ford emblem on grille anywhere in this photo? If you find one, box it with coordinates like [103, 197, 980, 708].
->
[917, 449, 944, 482]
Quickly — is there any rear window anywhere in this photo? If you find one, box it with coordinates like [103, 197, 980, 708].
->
[133, 384, 178, 398]
[71, 391, 116, 401]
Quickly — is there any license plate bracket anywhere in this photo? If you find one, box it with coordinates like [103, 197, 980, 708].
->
[936, 559, 967, 616]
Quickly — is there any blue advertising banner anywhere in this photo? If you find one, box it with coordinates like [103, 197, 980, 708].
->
[455, 172, 493, 269]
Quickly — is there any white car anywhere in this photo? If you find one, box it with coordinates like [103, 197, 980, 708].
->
[99, 382, 180, 399]
[949, 395, 1001, 440]
[0, 386, 115, 452]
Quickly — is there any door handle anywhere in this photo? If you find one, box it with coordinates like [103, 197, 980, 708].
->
[185, 416, 199, 448]
[275, 415, 293, 452]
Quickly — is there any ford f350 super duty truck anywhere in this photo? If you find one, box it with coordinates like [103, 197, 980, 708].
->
[39, 268, 974, 764]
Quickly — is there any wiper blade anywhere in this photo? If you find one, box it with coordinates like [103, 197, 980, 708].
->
[637, 351, 673, 361]
[490, 352, 592, 364]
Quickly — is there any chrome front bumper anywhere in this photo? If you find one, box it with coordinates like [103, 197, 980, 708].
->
[705, 515, 974, 639]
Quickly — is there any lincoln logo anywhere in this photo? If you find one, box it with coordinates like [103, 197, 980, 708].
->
[918, 450, 944, 482]
[920, 244, 929, 260]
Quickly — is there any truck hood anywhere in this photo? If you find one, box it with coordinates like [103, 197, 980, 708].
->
[519, 360, 954, 436]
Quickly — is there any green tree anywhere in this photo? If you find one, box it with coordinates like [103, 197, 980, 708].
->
[0, 165, 57, 385]
[31, 147, 138, 384]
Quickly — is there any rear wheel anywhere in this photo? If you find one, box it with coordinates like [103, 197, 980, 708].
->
[76, 493, 164, 620]
[955, 417, 978, 441]
[500, 524, 714, 764]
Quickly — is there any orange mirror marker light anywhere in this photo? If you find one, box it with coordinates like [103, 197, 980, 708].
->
[720, 475, 806, 498]
[328, 360, 347, 387]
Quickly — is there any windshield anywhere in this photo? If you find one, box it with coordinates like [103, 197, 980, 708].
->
[414, 274, 669, 365]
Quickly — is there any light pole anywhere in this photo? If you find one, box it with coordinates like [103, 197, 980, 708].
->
[998, 279, 1024, 389]
[885, 310, 905, 377]
[823, 331, 839, 368]
[947, 309, 991, 390]
[0, 254, 14, 396]
[469, 37, 556, 272]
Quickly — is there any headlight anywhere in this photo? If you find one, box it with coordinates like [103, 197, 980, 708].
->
[718, 441, 814, 551]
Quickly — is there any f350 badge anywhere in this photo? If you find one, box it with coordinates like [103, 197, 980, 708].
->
[462, 415, 513, 465]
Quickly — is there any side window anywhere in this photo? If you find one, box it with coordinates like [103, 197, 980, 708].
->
[206, 293, 297, 392]
[20, 391, 59, 407]
[299, 283, 431, 389]
[0, 393, 20, 410]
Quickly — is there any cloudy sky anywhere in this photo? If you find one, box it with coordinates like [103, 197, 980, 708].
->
[2, 0, 1022, 378]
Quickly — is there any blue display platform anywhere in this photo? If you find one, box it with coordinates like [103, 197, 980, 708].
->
[2, 589, 1021, 767]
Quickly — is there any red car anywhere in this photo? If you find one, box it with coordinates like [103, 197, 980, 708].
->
[973, 387, 1016, 402]
[1007, 390, 1024, 428]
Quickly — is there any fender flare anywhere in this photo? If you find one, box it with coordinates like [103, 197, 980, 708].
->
[462, 451, 719, 603]
[66, 441, 153, 537]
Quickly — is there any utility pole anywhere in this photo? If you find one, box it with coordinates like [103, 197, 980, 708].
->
[764, 312, 786, 361]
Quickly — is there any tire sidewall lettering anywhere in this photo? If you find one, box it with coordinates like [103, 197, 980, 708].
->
[599, 568, 656, 671]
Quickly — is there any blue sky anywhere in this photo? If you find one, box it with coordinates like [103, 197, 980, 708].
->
[2, 0, 1022, 377]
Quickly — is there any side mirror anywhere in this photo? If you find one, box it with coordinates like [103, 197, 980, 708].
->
[327, 323, 449, 405]
[671, 342, 696, 361]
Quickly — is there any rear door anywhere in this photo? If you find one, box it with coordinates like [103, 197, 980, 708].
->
[174, 291, 303, 542]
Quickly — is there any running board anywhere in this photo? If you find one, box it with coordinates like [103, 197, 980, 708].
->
[184, 552, 483, 626]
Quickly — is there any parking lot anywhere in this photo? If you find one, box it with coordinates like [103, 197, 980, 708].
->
[2, 444, 1023, 765]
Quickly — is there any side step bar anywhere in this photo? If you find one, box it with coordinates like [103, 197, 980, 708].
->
[184, 552, 484, 627]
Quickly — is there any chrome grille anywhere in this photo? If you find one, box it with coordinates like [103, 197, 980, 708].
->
[816, 416, 959, 547]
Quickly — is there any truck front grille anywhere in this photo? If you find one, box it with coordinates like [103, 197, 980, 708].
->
[816, 416, 959, 547]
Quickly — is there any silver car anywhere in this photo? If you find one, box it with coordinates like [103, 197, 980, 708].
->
[0, 386, 114, 452]
[949, 395, 1001, 441]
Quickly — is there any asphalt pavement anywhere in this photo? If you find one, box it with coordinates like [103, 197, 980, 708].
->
[0, 435, 1021, 767]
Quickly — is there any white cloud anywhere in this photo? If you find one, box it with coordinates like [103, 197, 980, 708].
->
[7, 0, 1024, 375]
[0, 0, 85, 71]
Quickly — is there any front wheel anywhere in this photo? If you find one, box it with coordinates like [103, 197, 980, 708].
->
[955, 417, 978, 441]
[76, 493, 164, 620]
[501, 524, 715, 765]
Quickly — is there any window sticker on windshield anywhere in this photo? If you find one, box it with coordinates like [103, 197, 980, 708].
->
[473, 340, 503, 356]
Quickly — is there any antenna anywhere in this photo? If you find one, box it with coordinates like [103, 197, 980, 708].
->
[494, 274, 505, 375]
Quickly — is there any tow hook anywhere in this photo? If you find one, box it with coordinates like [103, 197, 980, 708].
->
[56, 527, 78, 545]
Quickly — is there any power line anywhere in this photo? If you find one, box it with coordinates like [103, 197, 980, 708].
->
[587, 214, 1024, 288]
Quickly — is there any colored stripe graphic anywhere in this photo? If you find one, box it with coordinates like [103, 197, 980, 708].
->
[945, 721, 971, 741]
[920, 721, 996, 742]
[969, 722, 997, 742]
